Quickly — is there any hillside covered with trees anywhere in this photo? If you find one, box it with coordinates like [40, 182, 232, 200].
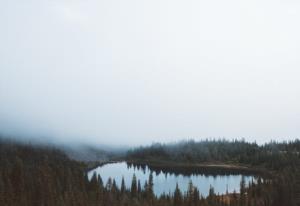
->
[127, 139, 300, 170]
[127, 139, 300, 204]
[0, 138, 299, 206]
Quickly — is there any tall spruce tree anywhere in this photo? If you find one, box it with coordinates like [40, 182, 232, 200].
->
[174, 183, 182, 206]
[131, 174, 137, 198]
[121, 176, 126, 194]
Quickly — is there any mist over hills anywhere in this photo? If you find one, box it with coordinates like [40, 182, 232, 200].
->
[0, 135, 128, 162]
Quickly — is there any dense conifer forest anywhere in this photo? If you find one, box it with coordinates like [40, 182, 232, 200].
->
[0, 138, 299, 206]
[127, 139, 300, 170]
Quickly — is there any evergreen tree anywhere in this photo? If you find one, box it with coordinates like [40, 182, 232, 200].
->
[187, 180, 194, 206]
[97, 174, 103, 188]
[106, 177, 113, 191]
[121, 176, 126, 194]
[90, 172, 99, 191]
[174, 183, 182, 206]
[240, 176, 246, 206]
[131, 174, 137, 198]
[193, 187, 200, 205]
[112, 179, 118, 194]
[147, 172, 154, 200]
[137, 179, 142, 194]
[208, 185, 215, 205]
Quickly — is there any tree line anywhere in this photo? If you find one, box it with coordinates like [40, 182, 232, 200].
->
[0, 138, 299, 206]
[126, 139, 300, 170]
[127, 139, 300, 205]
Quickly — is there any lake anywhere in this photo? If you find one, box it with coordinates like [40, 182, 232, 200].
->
[88, 162, 256, 197]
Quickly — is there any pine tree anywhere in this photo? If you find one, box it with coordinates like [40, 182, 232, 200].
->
[112, 179, 118, 195]
[106, 177, 113, 191]
[143, 181, 148, 199]
[147, 172, 154, 200]
[208, 185, 215, 205]
[174, 183, 182, 206]
[187, 180, 194, 206]
[98, 174, 103, 188]
[193, 187, 200, 205]
[240, 176, 246, 206]
[131, 174, 137, 198]
[187, 180, 194, 197]
[137, 179, 142, 194]
[90, 172, 99, 191]
[121, 176, 126, 194]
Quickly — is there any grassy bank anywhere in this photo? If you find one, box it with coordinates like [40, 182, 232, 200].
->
[126, 159, 270, 177]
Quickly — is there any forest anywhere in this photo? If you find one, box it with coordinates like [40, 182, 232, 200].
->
[0, 138, 299, 206]
[127, 139, 300, 170]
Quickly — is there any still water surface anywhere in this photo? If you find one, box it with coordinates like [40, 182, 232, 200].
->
[88, 162, 255, 197]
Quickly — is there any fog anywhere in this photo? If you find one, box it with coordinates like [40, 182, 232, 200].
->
[0, 0, 299, 146]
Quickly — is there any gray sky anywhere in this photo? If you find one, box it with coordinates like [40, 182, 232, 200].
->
[0, 0, 299, 146]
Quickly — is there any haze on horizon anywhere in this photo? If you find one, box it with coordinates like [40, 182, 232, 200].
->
[0, 0, 299, 146]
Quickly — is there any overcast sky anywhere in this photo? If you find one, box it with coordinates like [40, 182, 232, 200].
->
[0, 0, 299, 146]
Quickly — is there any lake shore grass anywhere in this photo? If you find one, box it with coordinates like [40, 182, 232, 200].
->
[125, 159, 270, 177]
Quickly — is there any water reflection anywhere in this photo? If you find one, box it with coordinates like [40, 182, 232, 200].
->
[88, 162, 255, 197]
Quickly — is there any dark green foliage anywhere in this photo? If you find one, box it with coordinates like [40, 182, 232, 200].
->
[147, 172, 154, 200]
[240, 176, 246, 206]
[126, 139, 300, 206]
[174, 183, 183, 206]
[121, 176, 126, 194]
[0, 138, 300, 206]
[127, 139, 300, 171]
[137, 180, 142, 194]
[0, 139, 89, 206]
[131, 174, 138, 198]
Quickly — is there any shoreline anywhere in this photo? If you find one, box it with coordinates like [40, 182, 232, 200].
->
[126, 159, 270, 176]
[86, 159, 270, 177]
